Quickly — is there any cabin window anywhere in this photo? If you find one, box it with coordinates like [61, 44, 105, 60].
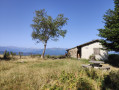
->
[94, 48, 100, 55]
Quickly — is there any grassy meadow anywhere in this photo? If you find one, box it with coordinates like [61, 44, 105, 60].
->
[0, 56, 119, 90]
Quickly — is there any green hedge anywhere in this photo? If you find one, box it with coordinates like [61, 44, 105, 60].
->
[106, 54, 119, 67]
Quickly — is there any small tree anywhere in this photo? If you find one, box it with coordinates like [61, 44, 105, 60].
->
[3, 50, 10, 59]
[10, 52, 16, 58]
[31, 9, 68, 58]
[19, 52, 23, 59]
[98, 0, 119, 52]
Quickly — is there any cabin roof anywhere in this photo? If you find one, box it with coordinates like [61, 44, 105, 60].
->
[66, 39, 100, 51]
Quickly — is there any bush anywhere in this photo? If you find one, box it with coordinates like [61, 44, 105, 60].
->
[45, 55, 66, 59]
[59, 71, 95, 90]
[106, 54, 119, 67]
[3, 51, 10, 59]
[56, 55, 66, 59]
[102, 70, 119, 90]
[10, 52, 16, 58]
[76, 77, 94, 90]
[84, 68, 99, 80]
[45, 55, 51, 58]
[89, 54, 96, 60]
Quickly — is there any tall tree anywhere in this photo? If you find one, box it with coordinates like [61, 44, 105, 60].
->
[98, 0, 119, 52]
[31, 9, 68, 58]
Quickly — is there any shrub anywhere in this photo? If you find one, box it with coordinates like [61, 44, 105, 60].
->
[45, 55, 51, 58]
[106, 54, 119, 67]
[47, 55, 56, 59]
[59, 71, 95, 90]
[37, 54, 41, 57]
[59, 71, 75, 83]
[84, 68, 99, 80]
[10, 52, 16, 58]
[45, 55, 66, 59]
[3, 51, 10, 59]
[89, 54, 96, 60]
[102, 70, 119, 90]
[76, 77, 94, 90]
[56, 55, 66, 59]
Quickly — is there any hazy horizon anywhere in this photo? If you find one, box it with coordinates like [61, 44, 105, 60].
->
[0, 45, 67, 49]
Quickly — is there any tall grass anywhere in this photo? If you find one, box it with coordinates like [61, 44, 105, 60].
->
[0, 58, 114, 90]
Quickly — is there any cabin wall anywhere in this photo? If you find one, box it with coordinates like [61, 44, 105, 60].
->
[81, 42, 108, 60]
[67, 47, 78, 58]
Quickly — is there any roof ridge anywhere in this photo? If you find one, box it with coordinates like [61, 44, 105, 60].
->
[66, 39, 100, 51]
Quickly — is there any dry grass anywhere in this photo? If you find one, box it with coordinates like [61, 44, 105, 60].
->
[0, 57, 118, 90]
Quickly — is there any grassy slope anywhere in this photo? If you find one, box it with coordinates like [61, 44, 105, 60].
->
[0, 58, 118, 90]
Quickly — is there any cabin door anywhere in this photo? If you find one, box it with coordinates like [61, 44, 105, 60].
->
[77, 47, 81, 59]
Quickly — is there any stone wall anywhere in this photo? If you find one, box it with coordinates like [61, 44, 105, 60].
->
[67, 47, 78, 58]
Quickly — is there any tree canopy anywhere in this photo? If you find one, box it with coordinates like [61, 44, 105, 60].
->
[31, 9, 68, 58]
[98, 0, 119, 52]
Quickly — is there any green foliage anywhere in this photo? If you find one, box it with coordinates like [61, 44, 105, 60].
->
[18, 52, 23, 55]
[76, 77, 94, 90]
[98, 0, 119, 52]
[102, 70, 119, 90]
[105, 54, 119, 67]
[84, 68, 100, 80]
[3, 51, 10, 59]
[43, 84, 63, 90]
[45, 55, 66, 59]
[45, 55, 52, 58]
[31, 9, 68, 42]
[43, 70, 95, 90]
[59, 71, 76, 83]
[10, 52, 16, 58]
[89, 54, 96, 60]
[57, 55, 66, 59]
[31, 9, 68, 58]
[59, 71, 95, 90]
[3, 51, 16, 59]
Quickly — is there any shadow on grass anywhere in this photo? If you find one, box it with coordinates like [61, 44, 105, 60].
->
[102, 70, 119, 90]
[0, 57, 11, 61]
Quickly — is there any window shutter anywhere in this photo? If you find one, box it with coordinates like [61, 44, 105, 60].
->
[94, 48, 100, 55]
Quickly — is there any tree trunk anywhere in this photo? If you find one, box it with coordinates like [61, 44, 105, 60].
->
[20, 55, 21, 59]
[41, 42, 47, 59]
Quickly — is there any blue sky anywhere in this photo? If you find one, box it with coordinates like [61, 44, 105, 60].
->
[0, 0, 114, 49]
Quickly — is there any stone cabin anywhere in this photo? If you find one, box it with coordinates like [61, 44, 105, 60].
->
[66, 39, 108, 60]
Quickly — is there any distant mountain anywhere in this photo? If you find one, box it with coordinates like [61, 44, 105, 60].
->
[0, 46, 67, 56]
